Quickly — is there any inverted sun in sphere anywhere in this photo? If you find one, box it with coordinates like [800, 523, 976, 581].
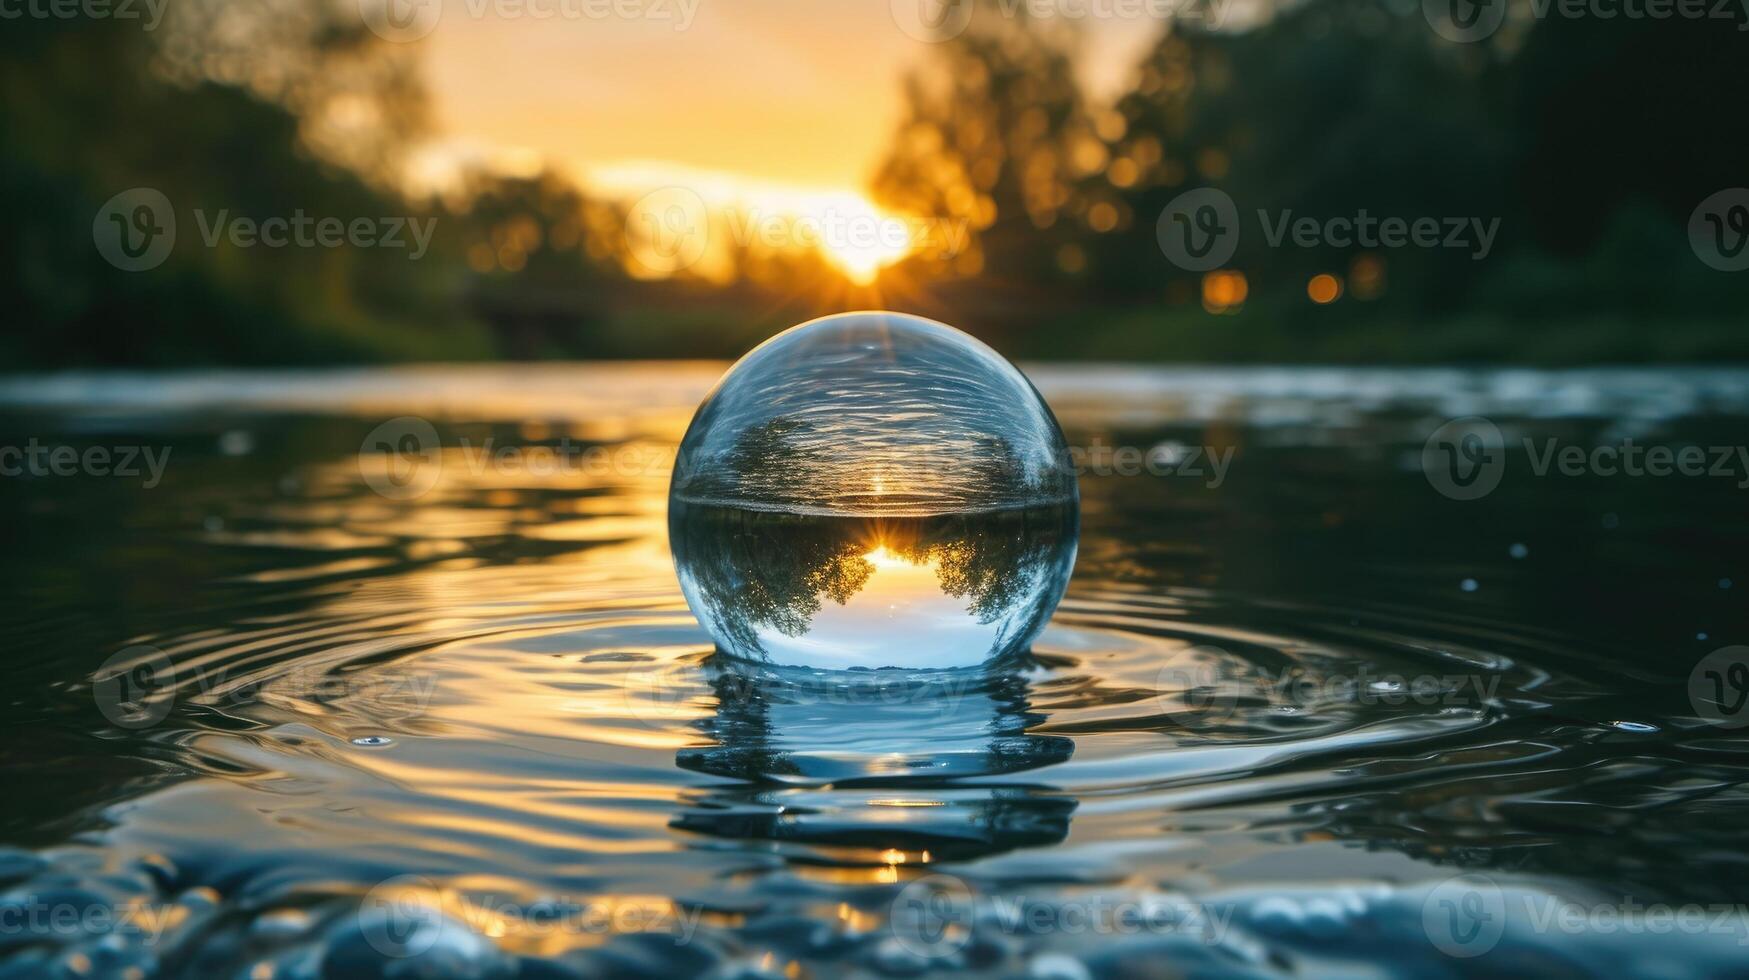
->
[668, 312, 1079, 669]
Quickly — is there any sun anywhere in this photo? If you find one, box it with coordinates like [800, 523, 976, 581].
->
[862, 545, 912, 570]
[589, 164, 916, 285]
[810, 194, 914, 285]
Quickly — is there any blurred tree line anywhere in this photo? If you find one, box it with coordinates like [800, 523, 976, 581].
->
[875, 0, 1749, 360]
[2, 4, 475, 365]
[4, 0, 1747, 367]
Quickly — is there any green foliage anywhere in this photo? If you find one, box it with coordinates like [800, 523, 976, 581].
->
[4, 0, 1748, 366]
[1, 15, 489, 366]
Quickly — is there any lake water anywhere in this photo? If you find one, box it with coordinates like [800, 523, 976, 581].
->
[1, 364, 1747, 978]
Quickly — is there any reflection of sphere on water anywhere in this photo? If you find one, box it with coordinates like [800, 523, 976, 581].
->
[672, 660, 1075, 862]
[669, 312, 1078, 668]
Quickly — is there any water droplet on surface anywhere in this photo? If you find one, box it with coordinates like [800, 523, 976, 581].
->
[1460, 578, 1479, 592]
[1509, 543, 1528, 559]
[351, 735, 393, 747]
[669, 313, 1078, 670]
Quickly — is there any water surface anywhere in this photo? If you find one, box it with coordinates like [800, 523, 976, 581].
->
[1, 365, 1746, 978]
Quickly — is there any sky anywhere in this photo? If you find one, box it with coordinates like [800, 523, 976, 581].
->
[410, 0, 1166, 203]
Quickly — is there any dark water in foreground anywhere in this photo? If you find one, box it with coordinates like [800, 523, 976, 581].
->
[1, 365, 1748, 979]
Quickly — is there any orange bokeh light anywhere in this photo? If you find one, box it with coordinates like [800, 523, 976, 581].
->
[1201, 270, 1249, 314]
[1307, 274, 1342, 304]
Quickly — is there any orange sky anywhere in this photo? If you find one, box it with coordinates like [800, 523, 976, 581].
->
[410, 1, 1164, 201]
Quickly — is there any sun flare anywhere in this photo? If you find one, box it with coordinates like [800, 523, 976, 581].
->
[589, 162, 915, 283]
[812, 195, 914, 284]
[862, 545, 912, 570]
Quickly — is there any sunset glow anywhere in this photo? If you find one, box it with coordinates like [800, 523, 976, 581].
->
[588, 162, 917, 282]
[407, 3, 1161, 284]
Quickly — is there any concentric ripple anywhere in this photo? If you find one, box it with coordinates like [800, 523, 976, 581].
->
[0, 365, 1745, 978]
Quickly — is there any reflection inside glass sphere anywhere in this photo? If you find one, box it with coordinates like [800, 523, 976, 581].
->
[670, 499, 1076, 669]
[668, 312, 1079, 669]
[673, 658, 1075, 863]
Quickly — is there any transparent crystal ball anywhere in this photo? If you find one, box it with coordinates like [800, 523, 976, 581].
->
[669, 312, 1078, 669]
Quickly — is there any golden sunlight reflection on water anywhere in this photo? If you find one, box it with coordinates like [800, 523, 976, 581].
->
[6, 365, 1745, 976]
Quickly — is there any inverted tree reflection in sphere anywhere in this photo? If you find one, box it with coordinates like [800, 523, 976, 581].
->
[669, 312, 1078, 669]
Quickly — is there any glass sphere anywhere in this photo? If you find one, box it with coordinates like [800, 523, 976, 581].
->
[669, 312, 1078, 669]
